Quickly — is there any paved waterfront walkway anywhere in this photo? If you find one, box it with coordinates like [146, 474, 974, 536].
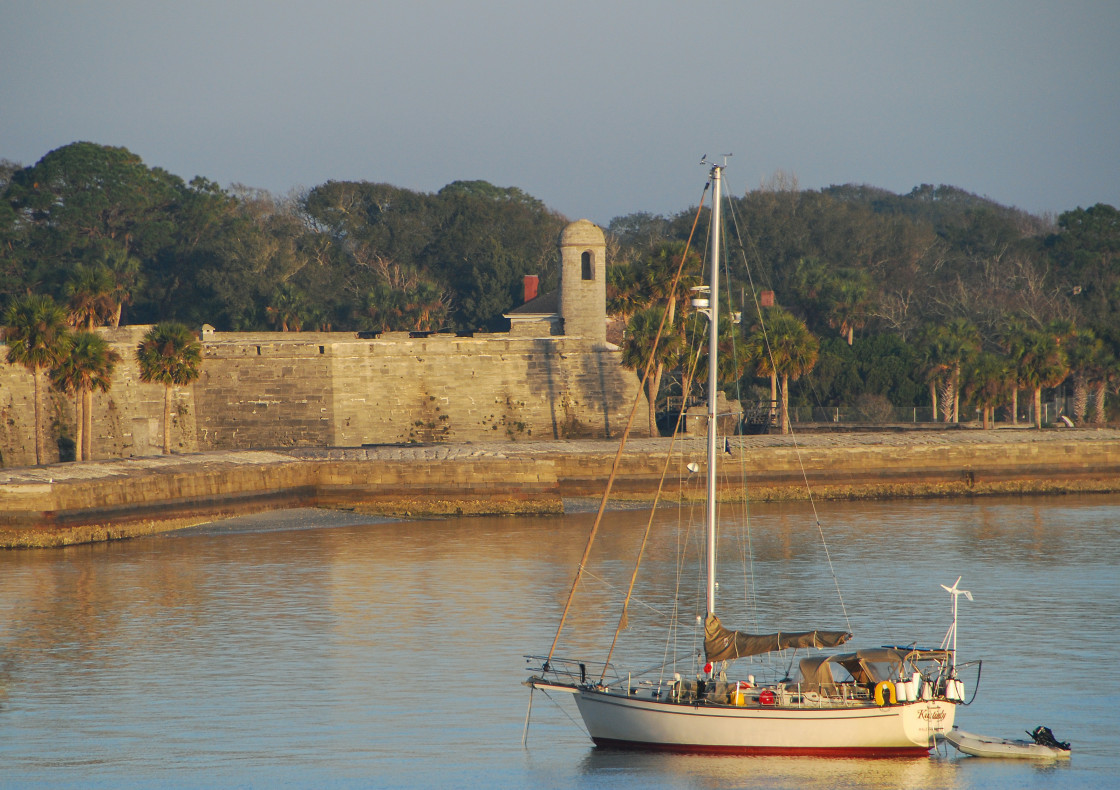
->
[290, 426, 1120, 460]
[2, 427, 1118, 485]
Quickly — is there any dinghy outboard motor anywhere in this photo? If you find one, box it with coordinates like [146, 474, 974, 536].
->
[1028, 726, 1070, 751]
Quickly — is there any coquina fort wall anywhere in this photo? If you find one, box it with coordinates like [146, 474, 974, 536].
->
[0, 220, 648, 468]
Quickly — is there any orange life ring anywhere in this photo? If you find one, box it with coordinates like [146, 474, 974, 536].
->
[874, 681, 897, 707]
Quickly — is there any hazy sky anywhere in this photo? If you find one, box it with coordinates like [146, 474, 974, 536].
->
[3, 1, 1118, 224]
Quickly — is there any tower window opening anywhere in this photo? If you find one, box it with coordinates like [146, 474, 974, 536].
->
[581, 251, 593, 280]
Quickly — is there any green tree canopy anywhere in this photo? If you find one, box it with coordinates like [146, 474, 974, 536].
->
[2, 142, 183, 301]
[1046, 204, 1120, 329]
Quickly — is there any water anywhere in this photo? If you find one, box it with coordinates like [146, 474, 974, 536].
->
[0, 496, 1117, 788]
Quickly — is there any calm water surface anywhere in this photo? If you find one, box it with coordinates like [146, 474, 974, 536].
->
[0, 495, 1117, 789]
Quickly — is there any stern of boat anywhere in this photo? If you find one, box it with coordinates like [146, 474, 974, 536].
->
[902, 699, 956, 746]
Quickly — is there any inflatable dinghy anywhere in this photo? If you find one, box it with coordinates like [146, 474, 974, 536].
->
[944, 726, 1071, 759]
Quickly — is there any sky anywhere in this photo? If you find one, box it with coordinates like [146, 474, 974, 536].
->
[2, 1, 1118, 225]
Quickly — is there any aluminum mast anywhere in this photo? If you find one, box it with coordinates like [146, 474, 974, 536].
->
[705, 164, 722, 616]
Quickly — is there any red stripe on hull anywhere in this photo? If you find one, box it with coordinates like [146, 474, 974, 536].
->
[591, 737, 931, 758]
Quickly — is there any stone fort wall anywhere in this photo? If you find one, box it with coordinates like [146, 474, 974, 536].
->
[0, 218, 648, 467]
[0, 328, 648, 466]
[0, 325, 186, 467]
[196, 330, 645, 449]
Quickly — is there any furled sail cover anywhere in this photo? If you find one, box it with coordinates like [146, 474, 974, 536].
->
[704, 614, 852, 662]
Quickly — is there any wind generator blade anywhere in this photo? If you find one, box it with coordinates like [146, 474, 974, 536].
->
[942, 576, 964, 595]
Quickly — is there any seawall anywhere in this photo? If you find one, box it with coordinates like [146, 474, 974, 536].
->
[1, 429, 1118, 548]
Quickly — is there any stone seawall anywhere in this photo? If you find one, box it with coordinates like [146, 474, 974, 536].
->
[1, 430, 1118, 547]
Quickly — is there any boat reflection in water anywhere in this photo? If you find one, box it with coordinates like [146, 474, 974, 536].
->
[579, 747, 962, 788]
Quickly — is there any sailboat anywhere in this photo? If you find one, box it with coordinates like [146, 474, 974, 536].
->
[525, 162, 974, 756]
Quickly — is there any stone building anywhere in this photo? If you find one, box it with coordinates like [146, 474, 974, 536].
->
[0, 220, 647, 465]
[505, 218, 609, 345]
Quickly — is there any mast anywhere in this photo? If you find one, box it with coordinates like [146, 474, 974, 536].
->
[705, 164, 722, 616]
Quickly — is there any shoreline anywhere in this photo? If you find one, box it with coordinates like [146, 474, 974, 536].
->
[2, 428, 1118, 548]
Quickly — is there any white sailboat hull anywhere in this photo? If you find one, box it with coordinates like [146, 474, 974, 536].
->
[574, 690, 956, 756]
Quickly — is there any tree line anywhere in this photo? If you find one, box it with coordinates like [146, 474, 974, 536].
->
[0, 142, 566, 335]
[609, 178, 1119, 432]
[2, 142, 1118, 455]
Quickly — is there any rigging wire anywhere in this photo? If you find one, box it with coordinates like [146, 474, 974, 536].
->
[530, 687, 589, 737]
[678, 179, 761, 633]
[721, 171, 854, 636]
[715, 183, 760, 634]
[579, 567, 673, 619]
[545, 178, 712, 665]
[601, 191, 711, 680]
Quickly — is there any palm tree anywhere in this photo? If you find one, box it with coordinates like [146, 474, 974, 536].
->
[51, 331, 121, 460]
[686, 310, 747, 392]
[611, 242, 701, 436]
[640, 243, 701, 326]
[137, 323, 202, 454]
[916, 320, 978, 423]
[65, 263, 116, 329]
[1086, 345, 1118, 426]
[608, 242, 701, 326]
[402, 280, 449, 331]
[4, 294, 72, 464]
[945, 319, 981, 423]
[922, 319, 980, 423]
[621, 306, 683, 436]
[363, 282, 404, 332]
[743, 307, 783, 423]
[101, 246, 144, 327]
[1017, 330, 1068, 429]
[825, 268, 873, 346]
[788, 257, 830, 307]
[918, 359, 941, 421]
[745, 307, 818, 434]
[266, 283, 307, 332]
[606, 263, 645, 320]
[362, 269, 449, 333]
[1064, 330, 1103, 424]
[998, 317, 1032, 425]
[916, 325, 948, 422]
[962, 352, 1012, 429]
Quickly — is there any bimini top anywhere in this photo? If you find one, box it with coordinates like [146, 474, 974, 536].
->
[799, 648, 954, 690]
[832, 648, 953, 664]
